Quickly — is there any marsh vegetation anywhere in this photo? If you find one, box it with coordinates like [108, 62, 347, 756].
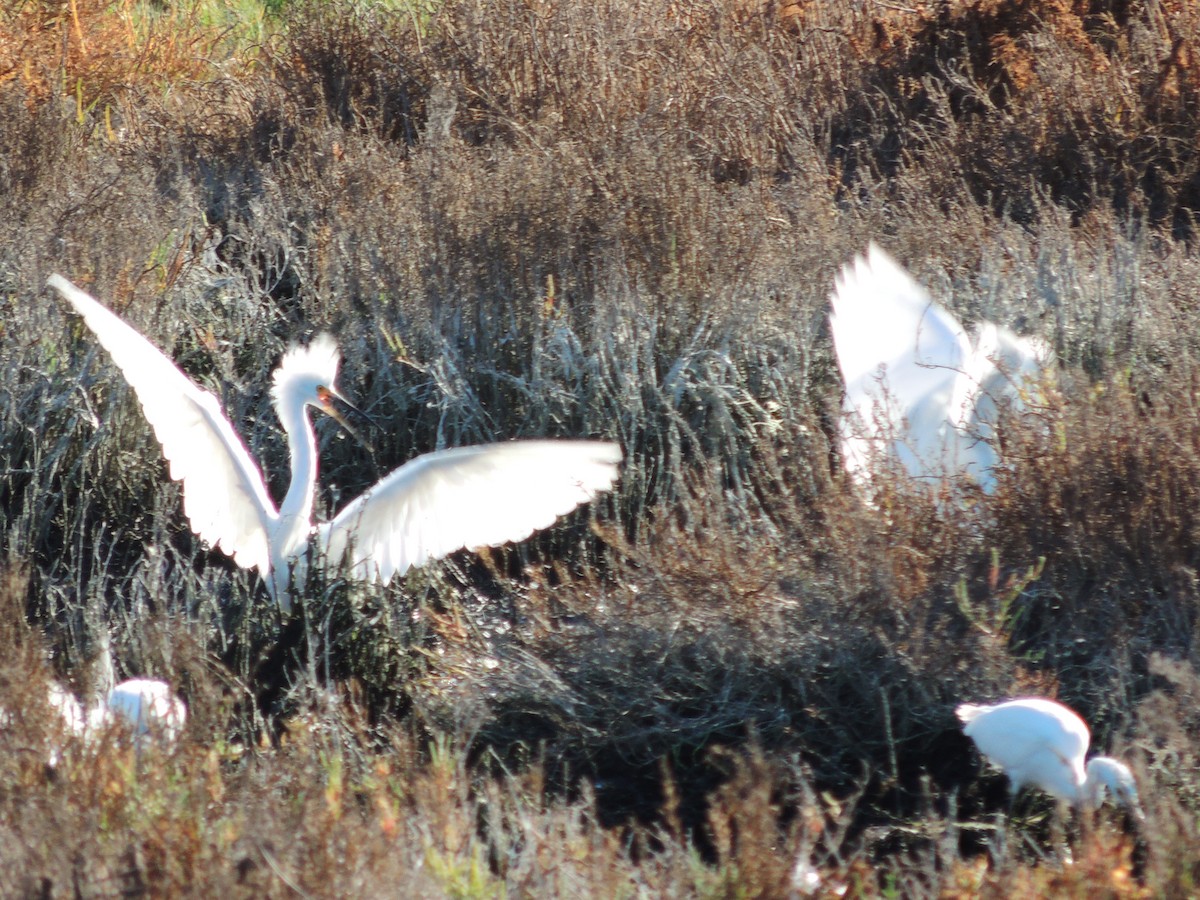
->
[2, 0, 1199, 894]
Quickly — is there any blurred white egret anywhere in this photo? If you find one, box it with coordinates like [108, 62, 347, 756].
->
[957, 697, 1142, 818]
[49, 275, 622, 612]
[830, 244, 1049, 493]
[43, 676, 186, 760]
[50, 631, 186, 750]
[105, 678, 187, 744]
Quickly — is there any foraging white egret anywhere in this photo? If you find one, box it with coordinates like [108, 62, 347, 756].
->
[105, 678, 187, 743]
[42, 677, 186, 760]
[51, 632, 185, 748]
[49, 275, 622, 612]
[830, 244, 1049, 493]
[957, 697, 1143, 818]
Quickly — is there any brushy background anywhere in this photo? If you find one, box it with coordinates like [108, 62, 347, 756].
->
[2, 0, 1199, 895]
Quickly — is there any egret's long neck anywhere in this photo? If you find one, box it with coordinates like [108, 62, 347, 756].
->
[1081, 757, 1127, 809]
[277, 393, 318, 532]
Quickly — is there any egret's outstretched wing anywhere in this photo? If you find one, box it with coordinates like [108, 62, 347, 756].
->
[319, 440, 622, 584]
[49, 275, 277, 573]
[831, 244, 979, 482]
[830, 243, 973, 427]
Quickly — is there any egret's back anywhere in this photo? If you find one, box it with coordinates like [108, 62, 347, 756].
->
[958, 698, 1090, 800]
[107, 679, 187, 743]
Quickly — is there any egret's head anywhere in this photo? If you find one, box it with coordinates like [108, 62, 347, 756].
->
[271, 334, 374, 442]
[272, 333, 343, 410]
[1085, 757, 1144, 819]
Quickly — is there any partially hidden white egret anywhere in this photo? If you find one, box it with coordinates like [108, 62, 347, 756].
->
[43, 676, 186, 760]
[956, 697, 1142, 818]
[105, 678, 187, 744]
[49, 275, 622, 613]
[830, 244, 1049, 493]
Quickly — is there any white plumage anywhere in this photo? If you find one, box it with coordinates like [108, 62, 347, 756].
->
[50, 275, 622, 612]
[320, 441, 624, 586]
[830, 244, 1048, 493]
[957, 697, 1142, 816]
[106, 678, 188, 744]
[42, 677, 186, 762]
[46, 682, 93, 736]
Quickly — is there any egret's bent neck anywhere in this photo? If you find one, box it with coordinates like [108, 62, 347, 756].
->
[1082, 757, 1137, 810]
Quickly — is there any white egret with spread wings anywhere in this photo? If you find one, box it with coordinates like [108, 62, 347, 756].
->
[830, 244, 1049, 493]
[49, 276, 622, 612]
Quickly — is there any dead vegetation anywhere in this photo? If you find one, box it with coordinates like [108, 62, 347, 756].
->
[1, 0, 1199, 895]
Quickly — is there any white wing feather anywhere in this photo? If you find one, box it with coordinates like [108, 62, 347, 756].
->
[319, 441, 622, 584]
[831, 245, 1049, 489]
[831, 243, 972, 406]
[49, 275, 277, 573]
[831, 244, 973, 480]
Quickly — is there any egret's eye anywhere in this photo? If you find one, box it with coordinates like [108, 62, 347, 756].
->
[316, 386, 333, 406]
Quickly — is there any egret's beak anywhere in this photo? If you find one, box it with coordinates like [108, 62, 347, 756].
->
[1112, 784, 1146, 823]
[316, 386, 378, 450]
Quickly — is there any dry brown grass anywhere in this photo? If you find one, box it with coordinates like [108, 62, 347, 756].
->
[1, 0, 258, 112]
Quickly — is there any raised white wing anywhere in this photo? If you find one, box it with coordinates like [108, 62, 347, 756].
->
[318, 440, 622, 584]
[49, 276, 277, 573]
[831, 243, 973, 424]
[831, 244, 977, 481]
[830, 244, 1056, 491]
